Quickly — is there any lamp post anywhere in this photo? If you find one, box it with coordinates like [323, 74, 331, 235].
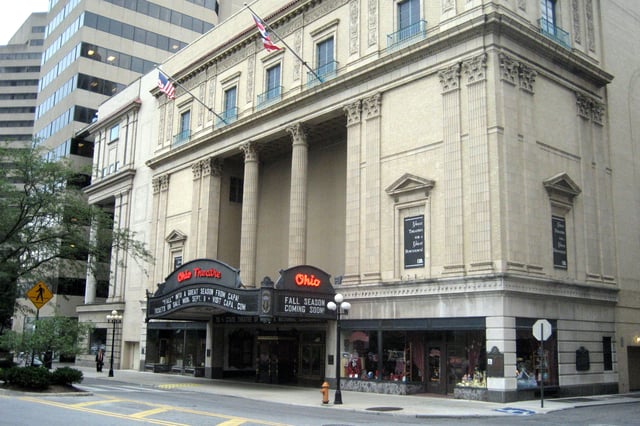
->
[327, 293, 350, 405]
[106, 309, 122, 377]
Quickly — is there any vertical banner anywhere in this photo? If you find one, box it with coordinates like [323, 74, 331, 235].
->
[551, 216, 567, 269]
[404, 215, 424, 269]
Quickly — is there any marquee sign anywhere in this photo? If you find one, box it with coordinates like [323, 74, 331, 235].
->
[273, 265, 336, 320]
[146, 260, 337, 322]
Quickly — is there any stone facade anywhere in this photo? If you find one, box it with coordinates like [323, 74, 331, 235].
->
[79, 0, 640, 400]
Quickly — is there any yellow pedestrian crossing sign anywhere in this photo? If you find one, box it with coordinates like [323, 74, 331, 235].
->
[27, 281, 53, 310]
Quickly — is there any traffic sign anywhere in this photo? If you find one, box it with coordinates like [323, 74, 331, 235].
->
[532, 319, 552, 341]
[26, 281, 53, 310]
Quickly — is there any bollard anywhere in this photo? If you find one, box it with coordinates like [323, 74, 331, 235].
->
[321, 381, 330, 404]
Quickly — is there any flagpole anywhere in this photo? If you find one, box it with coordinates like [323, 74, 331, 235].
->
[244, 3, 324, 83]
[156, 66, 227, 124]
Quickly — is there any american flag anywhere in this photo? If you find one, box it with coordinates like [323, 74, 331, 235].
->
[157, 72, 176, 99]
[252, 13, 281, 52]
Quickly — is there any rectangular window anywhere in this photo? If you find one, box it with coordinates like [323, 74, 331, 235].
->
[266, 64, 281, 100]
[398, 0, 420, 30]
[230, 176, 243, 203]
[180, 110, 191, 133]
[223, 86, 237, 121]
[603, 337, 613, 371]
[541, 0, 556, 26]
[552, 215, 567, 269]
[316, 37, 334, 77]
[109, 124, 119, 142]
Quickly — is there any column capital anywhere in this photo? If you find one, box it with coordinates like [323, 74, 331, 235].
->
[286, 123, 308, 146]
[152, 175, 170, 193]
[438, 63, 461, 93]
[240, 141, 259, 162]
[201, 157, 222, 177]
[363, 93, 382, 119]
[462, 53, 487, 85]
[344, 100, 362, 127]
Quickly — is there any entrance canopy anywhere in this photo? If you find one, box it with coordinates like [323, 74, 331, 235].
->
[146, 260, 338, 323]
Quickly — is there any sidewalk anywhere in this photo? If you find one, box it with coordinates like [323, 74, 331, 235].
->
[67, 365, 640, 418]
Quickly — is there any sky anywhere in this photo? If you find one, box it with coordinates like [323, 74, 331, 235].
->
[1, 1, 50, 45]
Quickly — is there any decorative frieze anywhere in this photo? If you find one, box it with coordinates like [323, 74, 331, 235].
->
[462, 53, 487, 85]
[572, 0, 581, 45]
[586, 0, 595, 52]
[367, 0, 377, 47]
[442, 0, 455, 14]
[438, 63, 461, 93]
[349, 0, 359, 55]
[344, 100, 362, 127]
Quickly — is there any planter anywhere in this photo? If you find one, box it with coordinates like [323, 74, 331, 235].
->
[454, 386, 488, 401]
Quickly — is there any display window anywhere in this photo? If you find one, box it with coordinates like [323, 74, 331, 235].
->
[515, 319, 558, 389]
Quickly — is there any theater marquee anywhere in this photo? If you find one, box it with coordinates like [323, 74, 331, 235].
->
[146, 260, 337, 323]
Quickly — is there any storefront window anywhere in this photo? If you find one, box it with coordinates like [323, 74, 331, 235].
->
[89, 328, 107, 355]
[340, 330, 377, 379]
[516, 319, 558, 389]
[146, 324, 206, 371]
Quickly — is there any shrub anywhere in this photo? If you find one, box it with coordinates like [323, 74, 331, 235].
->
[51, 367, 83, 385]
[2, 366, 51, 390]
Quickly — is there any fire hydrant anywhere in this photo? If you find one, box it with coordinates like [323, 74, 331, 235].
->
[321, 381, 330, 404]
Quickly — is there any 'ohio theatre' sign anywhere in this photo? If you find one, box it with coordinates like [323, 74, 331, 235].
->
[146, 259, 337, 322]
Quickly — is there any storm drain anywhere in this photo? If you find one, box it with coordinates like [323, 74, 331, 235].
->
[365, 406, 404, 412]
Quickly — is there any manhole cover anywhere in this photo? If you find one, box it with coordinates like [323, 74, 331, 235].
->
[366, 406, 403, 412]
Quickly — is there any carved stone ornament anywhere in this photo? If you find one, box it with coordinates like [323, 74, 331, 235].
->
[498, 53, 519, 85]
[344, 100, 362, 126]
[153, 175, 170, 193]
[462, 53, 487, 85]
[240, 141, 259, 162]
[286, 123, 308, 145]
[367, 0, 377, 46]
[192, 161, 202, 180]
[363, 93, 382, 119]
[349, 0, 359, 55]
[438, 63, 461, 93]
[518, 65, 537, 93]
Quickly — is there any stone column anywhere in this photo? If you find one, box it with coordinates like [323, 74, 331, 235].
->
[363, 93, 382, 282]
[202, 158, 223, 259]
[110, 191, 131, 301]
[462, 53, 492, 272]
[151, 175, 170, 285]
[239, 142, 259, 287]
[84, 220, 98, 304]
[439, 63, 464, 274]
[342, 100, 362, 283]
[189, 161, 203, 258]
[286, 123, 309, 266]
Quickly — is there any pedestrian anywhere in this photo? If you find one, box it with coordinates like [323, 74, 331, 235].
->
[96, 348, 104, 372]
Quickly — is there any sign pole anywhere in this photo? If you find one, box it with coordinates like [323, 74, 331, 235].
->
[540, 322, 544, 408]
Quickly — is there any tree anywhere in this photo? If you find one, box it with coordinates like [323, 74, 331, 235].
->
[0, 316, 94, 365]
[0, 142, 153, 333]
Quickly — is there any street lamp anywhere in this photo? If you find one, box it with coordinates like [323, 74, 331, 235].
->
[326, 293, 351, 405]
[106, 309, 122, 377]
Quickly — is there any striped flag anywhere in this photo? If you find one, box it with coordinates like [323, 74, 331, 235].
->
[157, 72, 176, 99]
[252, 13, 281, 52]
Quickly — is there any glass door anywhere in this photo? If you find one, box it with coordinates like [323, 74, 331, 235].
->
[426, 345, 445, 393]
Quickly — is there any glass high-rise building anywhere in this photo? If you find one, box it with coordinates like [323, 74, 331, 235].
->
[34, 0, 224, 164]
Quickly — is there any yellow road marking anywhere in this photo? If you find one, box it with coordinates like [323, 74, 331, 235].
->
[131, 406, 172, 418]
[72, 398, 128, 407]
[217, 420, 247, 426]
[17, 395, 291, 426]
[18, 396, 186, 426]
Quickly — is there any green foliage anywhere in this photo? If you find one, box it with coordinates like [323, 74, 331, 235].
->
[2, 366, 51, 390]
[51, 366, 83, 385]
[0, 141, 153, 331]
[0, 316, 94, 362]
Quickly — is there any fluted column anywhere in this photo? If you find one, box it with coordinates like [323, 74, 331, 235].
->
[151, 175, 170, 285]
[462, 53, 492, 271]
[189, 161, 203, 258]
[286, 123, 309, 266]
[342, 100, 362, 283]
[363, 93, 382, 282]
[110, 191, 131, 301]
[202, 159, 223, 259]
[439, 63, 464, 274]
[239, 142, 259, 287]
